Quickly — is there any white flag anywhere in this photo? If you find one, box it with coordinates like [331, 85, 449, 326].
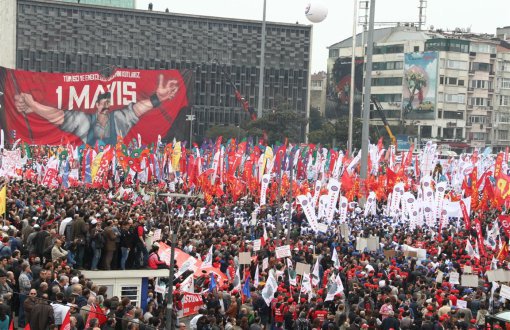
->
[180, 274, 194, 293]
[254, 265, 260, 288]
[201, 245, 214, 269]
[311, 258, 320, 287]
[301, 272, 312, 294]
[261, 272, 278, 306]
[325, 274, 344, 301]
[332, 248, 340, 269]
[465, 240, 475, 257]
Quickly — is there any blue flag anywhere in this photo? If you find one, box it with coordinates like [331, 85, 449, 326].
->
[242, 276, 251, 299]
[208, 272, 217, 292]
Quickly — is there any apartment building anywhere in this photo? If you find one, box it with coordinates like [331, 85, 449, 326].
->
[328, 26, 510, 152]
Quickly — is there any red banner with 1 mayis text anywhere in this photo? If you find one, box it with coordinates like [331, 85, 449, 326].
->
[0, 67, 193, 146]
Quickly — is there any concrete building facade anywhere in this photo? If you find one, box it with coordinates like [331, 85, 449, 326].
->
[328, 25, 510, 152]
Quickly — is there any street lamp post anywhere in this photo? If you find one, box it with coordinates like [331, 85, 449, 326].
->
[186, 114, 195, 146]
[347, 0, 358, 154]
[359, 0, 376, 181]
[257, 0, 267, 119]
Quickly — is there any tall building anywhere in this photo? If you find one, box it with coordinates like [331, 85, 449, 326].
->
[0, 0, 312, 139]
[328, 25, 510, 152]
[310, 71, 326, 116]
[56, 0, 135, 9]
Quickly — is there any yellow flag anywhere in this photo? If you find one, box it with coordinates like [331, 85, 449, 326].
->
[90, 152, 104, 182]
[0, 186, 6, 215]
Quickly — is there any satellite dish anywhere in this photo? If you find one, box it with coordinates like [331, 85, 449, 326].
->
[305, 1, 328, 23]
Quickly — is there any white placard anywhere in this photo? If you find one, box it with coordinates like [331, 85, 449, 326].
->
[461, 275, 479, 288]
[496, 269, 507, 282]
[486, 270, 496, 283]
[253, 239, 261, 252]
[356, 237, 367, 251]
[155, 284, 166, 294]
[500, 284, 510, 301]
[449, 272, 460, 284]
[317, 223, 328, 233]
[367, 237, 379, 251]
[275, 245, 292, 259]
[153, 229, 162, 241]
[262, 257, 269, 271]
[463, 266, 472, 274]
[436, 270, 443, 283]
[456, 299, 467, 309]
[239, 252, 252, 265]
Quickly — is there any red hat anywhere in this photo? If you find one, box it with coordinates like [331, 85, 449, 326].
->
[288, 298, 294, 303]
[300, 298, 306, 303]
[278, 296, 284, 302]
[427, 305, 434, 311]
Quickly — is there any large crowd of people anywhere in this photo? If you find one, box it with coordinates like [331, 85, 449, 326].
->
[0, 143, 508, 330]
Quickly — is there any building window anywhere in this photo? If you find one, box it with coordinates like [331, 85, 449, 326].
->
[469, 116, 486, 124]
[445, 60, 468, 70]
[500, 78, 510, 89]
[448, 77, 457, 85]
[413, 46, 420, 52]
[470, 80, 489, 89]
[472, 132, 486, 140]
[373, 44, 404, 54]
[470, 43, 497, 54]
[470, 97, 489, 106]
[499, 114, 510, 123]
[500, 95, 510, 106]
[121, 286, 140, 306]
[372, 61, 403, 71]
[372, 94, 402, 102]
[499, 130, 509, 140]
[371, 77, 402, 86]
[328, 49, 339, 58]
[444, 94, 466, 104]
[458, 79, 465, 86]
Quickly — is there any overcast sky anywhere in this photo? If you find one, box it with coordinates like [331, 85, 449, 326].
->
[136, 0, 509, 72]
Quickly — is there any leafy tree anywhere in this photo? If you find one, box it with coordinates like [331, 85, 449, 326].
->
[245, 100, 307, 144]
[205, 125, 246, 140]
[308, 116, 380, 150]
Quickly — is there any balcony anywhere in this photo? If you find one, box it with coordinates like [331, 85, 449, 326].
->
[469, 69, 475, 74]
[489, 88, 494, 93]
[490, 71, 496, 76]
[468, 87, 474, 92]
[469, 52, 476, 57]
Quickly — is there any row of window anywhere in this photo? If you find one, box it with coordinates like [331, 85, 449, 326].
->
[441, 60, 468, 70]
[425, 39, 470, 53]
[372, 61, 404, 71]
[470, 80, 493, 89]
[439, 76, 465, 86]
[373, 45, 404, 55]
[371, 77, 402, 86]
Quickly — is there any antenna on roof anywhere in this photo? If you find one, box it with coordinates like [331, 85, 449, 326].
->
[418, 0, 427, 31]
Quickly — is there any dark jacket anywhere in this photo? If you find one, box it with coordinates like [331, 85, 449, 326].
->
[28, 300, 55, 330]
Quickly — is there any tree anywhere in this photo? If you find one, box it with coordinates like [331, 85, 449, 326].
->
[204, 125, 246, 140]
[308, 117, 380, 150]
[244, 100, 307, 144]
[309, 108, 324, 131]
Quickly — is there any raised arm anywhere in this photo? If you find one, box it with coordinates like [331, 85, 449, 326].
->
[132, 74, 180, 118]
[14, 93, 65, 126]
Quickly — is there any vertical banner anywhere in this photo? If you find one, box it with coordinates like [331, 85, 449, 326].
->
[297, 195, 318, 232]
[0, 67, 193, 145]
[326, 57, 364, 119]
[325, 178, 341, 224]
[402, 51, 438, 120]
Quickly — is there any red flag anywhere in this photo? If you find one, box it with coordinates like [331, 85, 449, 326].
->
[24, 324, 31, 330]
[473, 218, 487, 257]
[497, 241, 509, 262]
[8, 319, 13, 330]
[459, 199, 471, 231]
[499, 215, 510, 237]
[84, 304, 96, 328]
[60, 311, 71, 330]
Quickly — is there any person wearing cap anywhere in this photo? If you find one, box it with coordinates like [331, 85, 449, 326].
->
[90, 219, 104, 271]
[15, 75, 180, 146]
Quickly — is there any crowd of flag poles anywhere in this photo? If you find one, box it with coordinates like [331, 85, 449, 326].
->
[4, 132, 510, 322]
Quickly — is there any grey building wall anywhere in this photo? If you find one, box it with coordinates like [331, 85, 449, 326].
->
[14, 0, 312, 138]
